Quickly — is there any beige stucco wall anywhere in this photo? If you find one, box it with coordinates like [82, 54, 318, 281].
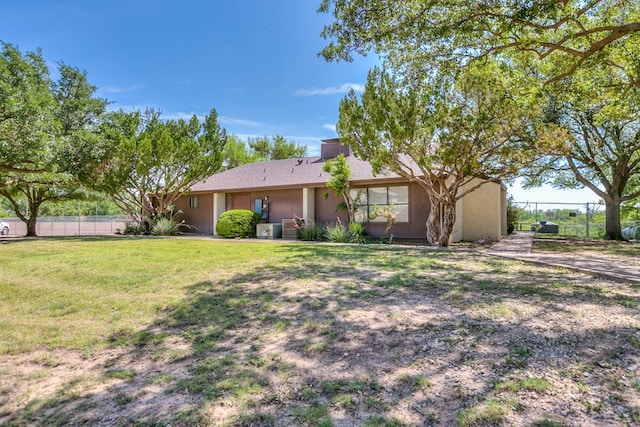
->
[456, 180, 505, 242]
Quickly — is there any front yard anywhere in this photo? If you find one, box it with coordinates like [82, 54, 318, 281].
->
[0, 238, 638, 426]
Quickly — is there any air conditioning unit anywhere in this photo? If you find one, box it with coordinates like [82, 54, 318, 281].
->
[256, 223, 282, 239]
[281, 219, 298, 239]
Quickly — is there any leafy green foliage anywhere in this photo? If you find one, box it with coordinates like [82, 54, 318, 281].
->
[506, 196, 522, 235]
[299, 223, 325, 241]
[319, 1, 640, 89]
[0, 43, 108, 236]
[348, 222, 368, 244]
[215, 209, 261, 238]
[325, 220, 349, 242]
[152, 218, 179, 236]
[337, 63, 537, 246]
[248, 134, 307, 161]
[322, 153, 357, 223]
[528, 90, 640, 240]
[319, 0, 640, 242]
[72, 108, 226, 224]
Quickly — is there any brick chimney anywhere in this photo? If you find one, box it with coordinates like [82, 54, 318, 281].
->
[320, 138, 351, 160]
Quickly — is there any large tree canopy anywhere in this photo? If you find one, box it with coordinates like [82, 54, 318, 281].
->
[0, 42, 55, 175]
[70, 108, 227, 225]
[319, 0, 640, 88]
[0, 42, 108, 236]
[530, 85, 640, 240]
[320, 0, 640, 241]
[338, 64, 538, 245]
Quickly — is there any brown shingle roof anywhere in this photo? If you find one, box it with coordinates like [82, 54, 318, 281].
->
[190, 155, 403, 193]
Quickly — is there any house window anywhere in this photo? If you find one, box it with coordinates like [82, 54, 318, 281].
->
[189, 196, 199, 208]
[350, 186, 409, 223]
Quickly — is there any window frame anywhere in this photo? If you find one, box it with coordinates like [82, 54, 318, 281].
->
[351, 185, 409, 223]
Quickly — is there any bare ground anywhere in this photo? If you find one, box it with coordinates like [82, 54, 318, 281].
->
[1, 247, 639, 426]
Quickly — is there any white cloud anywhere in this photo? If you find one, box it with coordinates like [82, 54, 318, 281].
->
[323, 124, 336, 132]
[218, 116, 262, 127]
[295, 83, 364, 96]
[105, 84, 144, 94]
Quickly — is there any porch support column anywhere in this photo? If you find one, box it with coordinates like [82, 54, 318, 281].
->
[303, 188, 315, 225]
[213, 192, 226, 236]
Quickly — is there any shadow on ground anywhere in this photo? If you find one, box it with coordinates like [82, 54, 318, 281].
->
[7, 244, 640, 426]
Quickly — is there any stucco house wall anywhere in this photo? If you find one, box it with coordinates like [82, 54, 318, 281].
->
[174, 193, 214, 235]
[456, 180, 506, 242]
[178, 140, 506, 242]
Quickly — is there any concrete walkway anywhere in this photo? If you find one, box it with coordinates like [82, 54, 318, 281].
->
[482, 231, 640, 285]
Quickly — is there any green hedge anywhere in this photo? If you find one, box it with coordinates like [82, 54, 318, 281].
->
[216, 209, 261, 238]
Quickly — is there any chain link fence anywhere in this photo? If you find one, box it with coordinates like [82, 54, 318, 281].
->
[513, 201, 639, 238]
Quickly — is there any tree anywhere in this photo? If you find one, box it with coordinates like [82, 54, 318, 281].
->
[270, 135, 308, 160]
[529, 89, 640, 240]
[319, 0, 640, 89]
[248, 135, 307, 161]
[220, 135, 260, 169]
[72, 108, 226, 225]
[0, 43, 108, 236]
[337, 64, 537, 245]
[0, 42, 55, 174]
[319, 0, 640, 241]
[0, 173, 88, 236]
[322, 153, 357, 223]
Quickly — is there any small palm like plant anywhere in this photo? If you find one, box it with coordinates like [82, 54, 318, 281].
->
[325, 218, 349, 242]
[152, 217, 180, 236]
[348, 222, 368, 244]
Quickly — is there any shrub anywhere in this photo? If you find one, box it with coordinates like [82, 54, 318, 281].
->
[152, 217, 180, 236]
[299, 224, 325, 241]
[123, 221, 149, 235]
[506, 196, 522, 235]
[325, 220, 349, 243]
[348, 222, 368, 244]
[216, 209, 261, 238]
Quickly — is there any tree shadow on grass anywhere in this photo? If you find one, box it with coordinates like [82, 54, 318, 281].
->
[10, 244, 640, 426]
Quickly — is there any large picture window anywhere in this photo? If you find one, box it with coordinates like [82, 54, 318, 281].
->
[350, 186, 409, 223]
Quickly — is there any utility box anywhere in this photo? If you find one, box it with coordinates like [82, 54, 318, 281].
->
[256, 223, 282, 239]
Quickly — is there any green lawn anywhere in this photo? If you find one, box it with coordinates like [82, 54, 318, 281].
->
[1, 237, 639, 426]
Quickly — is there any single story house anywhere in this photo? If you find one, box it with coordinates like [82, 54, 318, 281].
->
[175, 139, 507, 243]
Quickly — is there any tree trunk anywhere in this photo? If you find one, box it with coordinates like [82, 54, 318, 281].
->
[425, 195, 456, 247]
[26, 214, 38, 237]
[604, 198, 623, 240]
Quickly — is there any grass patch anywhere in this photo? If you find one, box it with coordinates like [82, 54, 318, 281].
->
[456, 398, 509, 426]
[2, 238, 639, 425]
[399, 374, 432, 390]
[292, 403, 331, 427]
[104, 369, 136, 381]
[362, 415, 404, 427]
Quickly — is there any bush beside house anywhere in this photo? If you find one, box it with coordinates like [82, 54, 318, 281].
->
[216, 210, 261, 238]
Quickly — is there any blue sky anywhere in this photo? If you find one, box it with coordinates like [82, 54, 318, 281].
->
[0, 0, 600, 206]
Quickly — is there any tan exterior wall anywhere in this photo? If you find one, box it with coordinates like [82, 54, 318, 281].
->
[458, 180, 504, 242]
[315, 188, 348, 225]
[174, 193, 214, 235]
